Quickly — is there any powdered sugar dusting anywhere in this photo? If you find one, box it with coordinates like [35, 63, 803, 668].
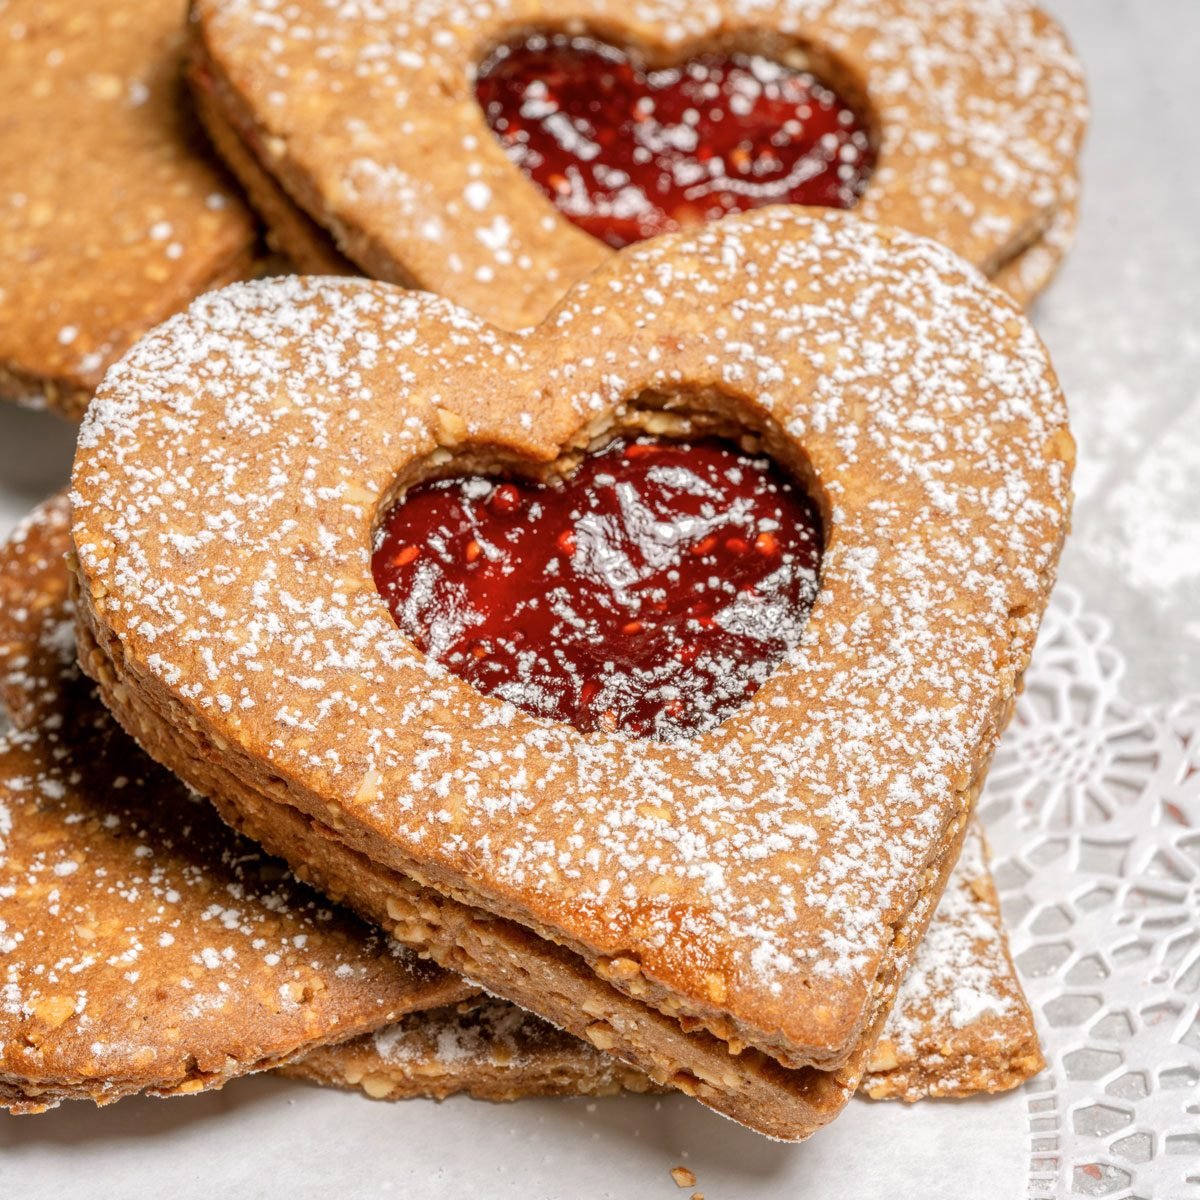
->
[0, 518, 458, 1108]
[194, 0, 1086, 328]
[888, 825, 1016, 1043]
[71, 208, 1072, 1056]
[861, 821, 1041, 1098]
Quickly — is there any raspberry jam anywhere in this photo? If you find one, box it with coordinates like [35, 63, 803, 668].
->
[475, 34, 875, 249]
[373, 436, 823, 739]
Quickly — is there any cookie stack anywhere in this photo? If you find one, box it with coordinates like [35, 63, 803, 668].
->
[0, 0, 1085, 1146]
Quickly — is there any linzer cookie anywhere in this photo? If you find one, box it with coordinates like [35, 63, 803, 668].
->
[1, 496, 1042, 1114]
[0, 496, 572, 1115]
[71, 209, 1073, 1139]
[0, 509, 1042, 1116]
[189, 0, 1087, 322]
[0, 0, 259, 418]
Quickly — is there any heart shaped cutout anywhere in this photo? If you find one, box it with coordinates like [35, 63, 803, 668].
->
[71, 209, 1073, 1138]
[475, 33, 874, 249]
[373, 434, 823, 739]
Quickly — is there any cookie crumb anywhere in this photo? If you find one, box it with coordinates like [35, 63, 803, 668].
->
[670, 1166, 696, 1188]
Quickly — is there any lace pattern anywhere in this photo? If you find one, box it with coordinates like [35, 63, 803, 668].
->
[983, 587, 1200, 1199]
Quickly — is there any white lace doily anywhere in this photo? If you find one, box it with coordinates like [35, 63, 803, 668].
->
[982, 585, 1200, 1199]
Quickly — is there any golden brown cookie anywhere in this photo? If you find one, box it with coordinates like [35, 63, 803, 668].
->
[189, 0, 1086, 325]
[0, 496, 1042, 1111]
[0, 525, 468, 1113]
[0, 492, 76, 729]
[70, 209, 1072, 1139]
[0, 0, 261, 419]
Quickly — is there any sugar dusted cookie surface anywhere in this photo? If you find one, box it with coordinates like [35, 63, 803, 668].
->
[1, 496, 1041, 1115]
[0, 0, 259, 418]
[0, 508, 467, 1113]
[190, 0, 1086, 326]
[70, 209, 1073, 1138]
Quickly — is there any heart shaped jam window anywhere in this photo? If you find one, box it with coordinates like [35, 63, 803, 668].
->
[476, 33, 875, 248]
[373, 435, 823, 740]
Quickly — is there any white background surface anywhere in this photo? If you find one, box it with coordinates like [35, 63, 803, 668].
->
[1, 2, 1198, 1196]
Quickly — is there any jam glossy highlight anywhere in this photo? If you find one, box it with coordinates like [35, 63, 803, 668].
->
[373, 436, 823, 739]
[476, 33, 875, 248]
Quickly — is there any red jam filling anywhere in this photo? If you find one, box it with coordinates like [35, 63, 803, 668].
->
[373, 436, 823, 739]
[475, 34, 875, 249]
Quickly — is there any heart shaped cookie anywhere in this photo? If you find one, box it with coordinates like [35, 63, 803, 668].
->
[188, 0, 1087, 324]
[0, 0, 260, 419]
[2, 495, 1042, 1112]
[71, 209, 1073, 1138]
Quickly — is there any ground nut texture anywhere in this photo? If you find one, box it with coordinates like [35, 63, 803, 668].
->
[301, 826, 1042, 1106]
[188, 0, 1087, 326]
[70, 209, 1073, 1138]
[1, 496, 1040, 1114]
[0, 524, 467, 1113]
[0, 0, 260, 418]
[283, 997, 664, 1103]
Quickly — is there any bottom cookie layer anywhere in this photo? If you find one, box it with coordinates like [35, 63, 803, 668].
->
[282, 997, 662, 1103]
